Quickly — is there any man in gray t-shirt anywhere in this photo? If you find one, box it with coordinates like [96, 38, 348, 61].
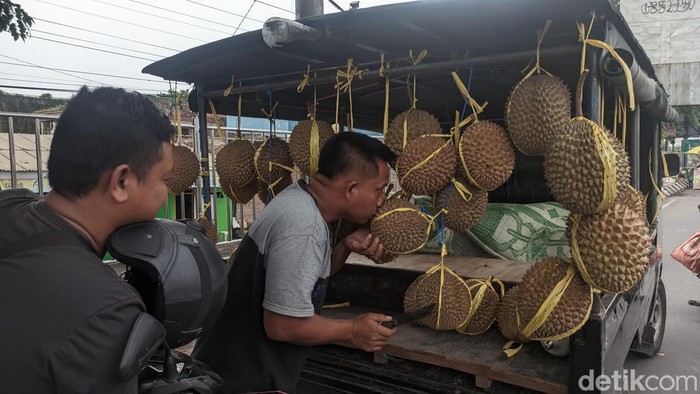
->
[193, 132, 397, 393]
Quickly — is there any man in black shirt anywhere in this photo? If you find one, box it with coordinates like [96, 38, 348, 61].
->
[0, 87, 174, 393]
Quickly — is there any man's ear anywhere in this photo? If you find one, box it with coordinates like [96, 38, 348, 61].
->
[344, 179, 358, 201]
[108, 164, 131, 203]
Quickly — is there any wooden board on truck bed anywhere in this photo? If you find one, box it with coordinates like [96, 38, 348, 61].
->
[345, 252, 534, 284]
[324, 306, 567, 394]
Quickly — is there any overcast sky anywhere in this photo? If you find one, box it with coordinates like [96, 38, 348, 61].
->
[1, 0, 413, 98]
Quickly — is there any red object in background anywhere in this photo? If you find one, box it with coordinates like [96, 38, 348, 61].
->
[671, 230, 700, 274]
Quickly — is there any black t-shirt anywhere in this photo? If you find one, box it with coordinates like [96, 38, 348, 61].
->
[0, 189, 145, 394]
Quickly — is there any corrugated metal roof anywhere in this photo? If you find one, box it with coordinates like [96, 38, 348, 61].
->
[0, 134, 51, 172]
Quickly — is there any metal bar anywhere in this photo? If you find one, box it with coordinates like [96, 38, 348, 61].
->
[224, 127, 232, 241]
[0, 111, 61, 119]
[34, 118, 44, 196]
[8, 117, 17, 189]
[179, 193, 186, 219]
[197, 86, 212, 215]
[209, 126, 216, 223]
[202, 46, 580, 97]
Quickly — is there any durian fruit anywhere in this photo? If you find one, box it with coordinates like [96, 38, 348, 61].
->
[196, 216, 218, 244]
[433, 179, 488, 233]
[167, 145, 200, 194]
[254, 137, 293, 185]
[543, 71, 620, 214]
[332, 220, 397, 264]
[396, 135, 456, 196]
[505, 74, 571, 156]
[458, 120, 516, 191]
[404, 267, 472, 330]
[216, 139, 256, 189]
[222, 176, 258, 205]
[386, 109, 442, 157]
[569, 201, 651, 293]
[257, 172, 293, 205]
[456, 278, 502, 335]
[615, 185, 646, 220]
[497, 258, 592, 343]
[609, 134, 632, 188]
[371, 198, 431, 254]
[289, 119, 334, 177]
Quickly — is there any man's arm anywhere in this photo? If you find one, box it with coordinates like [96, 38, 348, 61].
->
[263, 309, 395, 352]
[51, 298, 143, 394]
[331, 228, 385, 275]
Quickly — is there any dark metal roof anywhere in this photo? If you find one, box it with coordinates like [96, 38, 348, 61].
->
[143, 0, 662, 132]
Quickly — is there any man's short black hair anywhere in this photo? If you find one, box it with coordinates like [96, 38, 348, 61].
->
[317, 132, 396, 179]
[48, 86, 174, 199]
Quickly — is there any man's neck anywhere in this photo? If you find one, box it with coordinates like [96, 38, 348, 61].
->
[307, 178, 341, 223]
[44, 191, 113, 254]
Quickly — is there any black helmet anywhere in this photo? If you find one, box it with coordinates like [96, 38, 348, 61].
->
[107, 219, 227, 348]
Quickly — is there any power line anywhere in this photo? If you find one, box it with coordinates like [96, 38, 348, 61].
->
[92, 0, 235, 36]
[0, 77, 110, 88]
[0, 84, 80, 93]
[33, 18, 180, 52]
[0, 54, 106, 86]
[35, 0, 208, 43]
[32, 29, 169, 58]
[128, 0, 245, 31]
[186, 0, 265, 24]
[0, 71, 103, 84]
[0, 60, 173, 84]
[0, 82, 170, 94]
[256, 0, 295, 14]
[31, 36, 159, 62]
[235, 1, 258, 35]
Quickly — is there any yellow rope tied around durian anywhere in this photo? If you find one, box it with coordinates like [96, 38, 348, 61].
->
[578, 20, 635, 111]
[452, 110, 460, 149]
[648, 147, 664, 223]
[297, 64, 311, 93]
[401, 50, 428, 148]
[380, 53, 390, 137]
[570, 116, 617, 213]
[600, 82, 605, 127]
[570, 213, 606, 293]
[196, 201, 212, 220]
[309, 119, 320, 177]
[422, 244, 467, 329]
[449, 178, 473, 203]
[399, 134, 453, 187]
[521, 19, 554, 80]
[456, 276, 504, 334]
[503, 265, 586, 357]
[660, 147, 670, 178]
[208, 99, 226, 141]
[451, 71, 488, 128]
[174, 92, 183, 145]
[237, 85, 242, 138]
[334, 58, 367, 132]
[372, 206, 438, 255]
[252, 141, 298, 183]
[457, 128, 485, 190]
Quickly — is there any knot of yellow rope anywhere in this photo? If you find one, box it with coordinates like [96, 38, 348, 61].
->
[197, 201, 213, 220]
[334, 58, 367, 131]
[451, 71, 488, 127]
[208, 99, 226, 141]
[261, 102, 279, 121]
[174, 92, 183, 145]
[297, 64, 311, 93]
[223, 74, 235, 97]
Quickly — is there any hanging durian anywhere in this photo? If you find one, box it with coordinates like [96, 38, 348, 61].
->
[371, 198, 432, 254]
[456, 277, 503, 335]
[167, 144, 200, 194]
[404, 267, 472, 330]
[459, 120, 516, 191]
[396, 135, 456, 196]
[385, 109, 442, 158]
[433, 179, 488, 233]
[216, 139, 256, 189]
[289, 119, 334, 178]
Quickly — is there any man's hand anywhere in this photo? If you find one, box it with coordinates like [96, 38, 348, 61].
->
[344, 228, 385, 262]
[350, 313, 396, 352]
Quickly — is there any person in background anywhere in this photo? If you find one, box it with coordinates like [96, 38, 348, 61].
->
[0, 86, 174, 393]
[193, 132, 397, 393]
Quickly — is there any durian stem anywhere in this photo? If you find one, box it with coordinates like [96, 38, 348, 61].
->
[575, 70, 589, 118]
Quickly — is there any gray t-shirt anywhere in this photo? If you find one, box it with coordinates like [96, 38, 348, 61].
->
[248, 181, 332, 317]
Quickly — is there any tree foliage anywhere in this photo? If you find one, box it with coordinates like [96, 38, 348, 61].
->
[0, 0, 33, 41]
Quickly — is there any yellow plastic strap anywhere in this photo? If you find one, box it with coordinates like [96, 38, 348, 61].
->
[451, 178, 473, 202]
[260, 102, 279, 121]
[534, 20, 552, 75]
[334, 58, 367, 132]
[578, 21, 635, 111]
[309, 119, 320, 177]
[660, 147, 669, 178]
[570, 214, 606, 292]
[503, 341, 524, 358]
[457, 132, 485, 190]
[600, 82, 605, 127]
[648, 147, 666, 200]
[373, 207, 434, 254]
[237, 87, 242, 138]
[452, 110, 460, 148]
[456, 280, 488, 333]
[223, 74, 235, 97]
[175, 92, 182, 145]
[197, 201, 213, 220]
[297, 64, 311, 93]
[574, 117, 617, 212]
[381, 54, 390, 137]
[520, 265, 576, 340]
[451, 71, 486, 123]
[423, 246, 467, 330]
[208, 99, 226, 141]
[399, 136, 452, 186]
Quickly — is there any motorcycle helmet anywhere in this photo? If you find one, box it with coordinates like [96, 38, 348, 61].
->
[107, 219, 228, 348]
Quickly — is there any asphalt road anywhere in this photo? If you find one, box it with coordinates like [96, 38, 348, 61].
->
[623, 189, 700, 393]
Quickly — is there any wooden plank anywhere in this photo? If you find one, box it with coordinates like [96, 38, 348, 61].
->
[345, 252, 533, 284]
[324, 306, 567, 394]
